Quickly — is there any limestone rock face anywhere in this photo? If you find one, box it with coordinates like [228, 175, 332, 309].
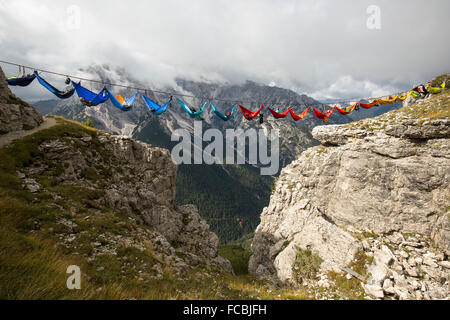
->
[305, 126, 449, 236]
[250, 92, 449, 299]
[0, 67, 43, 133]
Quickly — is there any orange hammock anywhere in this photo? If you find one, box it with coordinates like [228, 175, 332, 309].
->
[360, 101, 378, 109]
[376, 96, 398, 105]
[313, 107, 335, 123]
[336, 104, 357, 115]
[268, 107, 293, 119]
[289, 107, 310, 121]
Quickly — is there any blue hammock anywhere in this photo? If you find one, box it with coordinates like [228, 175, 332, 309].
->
[105, 88, 138, 111]
[7, 74, 36, 87]
[210, 103, 236, 121]
[73, 81, 110, 106]
[176, 98, 207, 118]
[142, 94, 172, 115]
[34, 72, 75, 99]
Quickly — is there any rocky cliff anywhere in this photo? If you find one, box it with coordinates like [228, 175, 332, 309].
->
[18, 123, 232, 274]
[0, 68, 43, 133]
[0, 65, 231, 277]
[250, 87, 450, 300]
[0, 65, 239, 298]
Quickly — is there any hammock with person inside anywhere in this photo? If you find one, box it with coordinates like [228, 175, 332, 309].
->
[177, 98, 207, 118]
[289, 107, 310, 121]
[336, 103, 357, 115]
[210, 103, 237, 121]
[7, 74, 36, 87]
[6, 66, 36, 87]
[268, 107, 293, 119]
[105, 88, 138, 111]
[73, 81, 110, 107]
[34, 71, 75, 99]
[239, 104, 264, 121]
[142, 94, 172, 115]
[313, 106, 336, 122]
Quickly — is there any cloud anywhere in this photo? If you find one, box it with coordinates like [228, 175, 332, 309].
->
[0, 0, 449, 101]
[308, 75, 399, 101]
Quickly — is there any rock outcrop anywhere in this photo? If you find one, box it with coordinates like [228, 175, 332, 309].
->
[0, 67, 43, 133]
[250, 90, 450, 300]
[0, 65, 231, 277]
[17, 126, 232, 275]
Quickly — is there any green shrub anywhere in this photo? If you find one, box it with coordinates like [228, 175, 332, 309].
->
[292, 247, 323, 283]
[84, 118, 94, 128]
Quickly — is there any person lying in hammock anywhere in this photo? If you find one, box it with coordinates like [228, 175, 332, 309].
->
[220, 111, 233, 121]
[149, 96, 172, 112]
[412, 84, 429, 96]
[190, 107, 204, 120]
[63, 77, 73, 94]
[80, 97, 92, 107]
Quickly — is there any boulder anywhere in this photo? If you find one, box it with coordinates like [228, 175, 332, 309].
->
[0, 67, 43, 133]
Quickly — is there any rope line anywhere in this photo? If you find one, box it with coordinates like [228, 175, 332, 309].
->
[0, 59, 412, 107]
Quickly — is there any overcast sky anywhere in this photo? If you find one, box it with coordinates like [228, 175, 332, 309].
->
[0, 0, 449, 101]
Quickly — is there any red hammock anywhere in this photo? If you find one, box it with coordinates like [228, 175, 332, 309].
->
[359, 101, 378, 109]
[336, 104, 357, 115]
[313, 107, 335, 122]
[268, 107, 293, 119]
[289, 107, 310, 121]
[239, 104, 264, 120]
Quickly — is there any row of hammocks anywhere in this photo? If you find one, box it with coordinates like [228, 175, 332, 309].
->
[6, 71, 171, 113]
[5, 72, 301, 120]
[310, 82, 446, 122]
[7, 71, 76, 98]
[7, 71, 446, 122]
[72, 81, 308, 121]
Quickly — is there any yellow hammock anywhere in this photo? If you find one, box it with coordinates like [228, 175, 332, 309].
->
[376, 96, 398, 105]
[409, 91, 421, 99]
[395, 94, 409, 101]
[426, 81, 446, 94]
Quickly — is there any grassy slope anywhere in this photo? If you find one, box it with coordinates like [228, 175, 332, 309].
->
[393, 90, 450, 120]
[218, 233, 254, 275]
[0, 116, 309, 299]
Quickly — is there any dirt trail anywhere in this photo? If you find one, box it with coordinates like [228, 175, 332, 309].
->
[0, 117, 57, 148]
